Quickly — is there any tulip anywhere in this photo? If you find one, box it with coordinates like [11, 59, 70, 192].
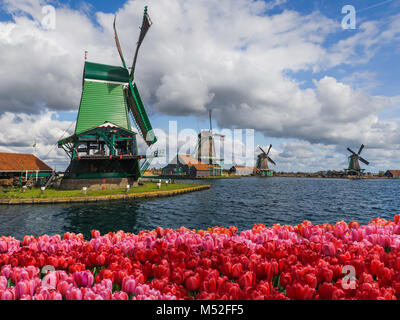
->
[1, 288, 16, 300]
[286, 283, 315, 300]
[185, 276, 200, 292]
[0, 276, 7, 291]
[322, 242, 336, 257]
[231, 263, 243, 279]
[122, 276, 136, 295]
[238, 271, 254, 289]
[113, 291, 129, 300]
[0, 241, 8, 253]
[66, 288, 83, 300]
[73, 271, 94, 288]
[16, 281, 31, 299]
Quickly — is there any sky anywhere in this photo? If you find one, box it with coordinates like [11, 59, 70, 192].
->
[0, 0, 399, 172]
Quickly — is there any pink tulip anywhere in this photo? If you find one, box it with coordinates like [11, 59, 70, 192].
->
[0, 276, 7, 291]
[73, 271, 94, 288]
[1, 288, 16, 300]
[122, 276, 136, 295]
[1, 265, 12, 279]
[112, 291, 129, 300]
[0, 240, 8, 253]
[57, 280, 72, 296]
[16, 281, 31, 299]
[66, 288, 83, 300]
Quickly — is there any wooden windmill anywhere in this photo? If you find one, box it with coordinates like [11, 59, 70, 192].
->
[256, 145, 276, 176]
[58, 7, 158, 190]
[345, 144, 369, 176]
[196, 110, 224, 175]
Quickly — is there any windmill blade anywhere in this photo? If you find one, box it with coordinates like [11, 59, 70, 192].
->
[125, 82, 157, 146]
[259, 146, 267, 155]
[266, 144, 272, 156]
[267, 156, 276, 166]
[358, 144, 365, 155]
[130, 6, 153, 81]
[113, 16, 127, 69]
[359, 157, 369, 165]
[347, 147, 357, 155]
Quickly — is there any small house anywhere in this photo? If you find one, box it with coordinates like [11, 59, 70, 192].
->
[384, 170, 400, 178]
[229, 166, 258, 176]
[0, 153, 53, 186]
[162, 154, 221, 178]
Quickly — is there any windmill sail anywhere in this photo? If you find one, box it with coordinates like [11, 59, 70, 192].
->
[113, 7, 157, 147]
[125, 82, 156, 146]
[130, 6, 152, 81]
[113, 16, 127, 69]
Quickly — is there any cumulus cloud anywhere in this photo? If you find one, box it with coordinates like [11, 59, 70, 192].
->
[0, 111, 73, 169]
[0, 0, 399, 171]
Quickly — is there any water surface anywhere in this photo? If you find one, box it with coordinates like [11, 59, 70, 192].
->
[0, 177, 398, 240]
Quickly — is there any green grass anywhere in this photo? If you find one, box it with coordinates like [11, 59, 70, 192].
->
[0, 182, 200, 199]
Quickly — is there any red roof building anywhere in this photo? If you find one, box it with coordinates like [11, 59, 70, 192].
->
[384, 170, 400, 178]
[0, 153, 53, 173]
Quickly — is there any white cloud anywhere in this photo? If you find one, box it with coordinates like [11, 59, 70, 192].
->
[0, 111, 73, 170]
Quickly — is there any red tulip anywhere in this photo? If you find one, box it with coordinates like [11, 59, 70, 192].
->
[317, 267, 333, 283]
[286, 283, 315, 300]
[238, 271, 255, 289]
[231, 263, 243, 279]
[185, 275, 200, 292]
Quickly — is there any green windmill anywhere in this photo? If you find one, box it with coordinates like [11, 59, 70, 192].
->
[58, 6, 158, 190]
[345, 144, 370, 176]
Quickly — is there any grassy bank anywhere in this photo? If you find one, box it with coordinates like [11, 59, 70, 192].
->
[0, 182, 200, 199]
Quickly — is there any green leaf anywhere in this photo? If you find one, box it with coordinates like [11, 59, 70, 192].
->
[112, 283, 122, 293]
[7, 278, 14, 288]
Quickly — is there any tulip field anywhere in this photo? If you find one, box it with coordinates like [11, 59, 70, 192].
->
[1, 215, 400, 300]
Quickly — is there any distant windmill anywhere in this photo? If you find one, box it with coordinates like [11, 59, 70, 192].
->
[345, 144, 369, 176]
[256, 145, 276, 176]
[197, 109, 224, 168]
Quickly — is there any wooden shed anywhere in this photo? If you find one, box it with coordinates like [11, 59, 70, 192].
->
[0, 153, 53, 186]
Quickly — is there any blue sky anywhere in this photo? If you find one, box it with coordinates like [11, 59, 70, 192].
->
[0, 0, 399, 172]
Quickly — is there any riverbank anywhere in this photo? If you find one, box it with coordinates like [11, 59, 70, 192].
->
[0, 182, 210, 205]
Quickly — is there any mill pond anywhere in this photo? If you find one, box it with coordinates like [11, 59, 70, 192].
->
[0, 177, 398, 240]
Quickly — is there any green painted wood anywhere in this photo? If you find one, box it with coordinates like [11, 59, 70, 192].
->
[75, 81, 130, 134]
[84, 62, 129, 83]
[126, 82, 157, 145]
